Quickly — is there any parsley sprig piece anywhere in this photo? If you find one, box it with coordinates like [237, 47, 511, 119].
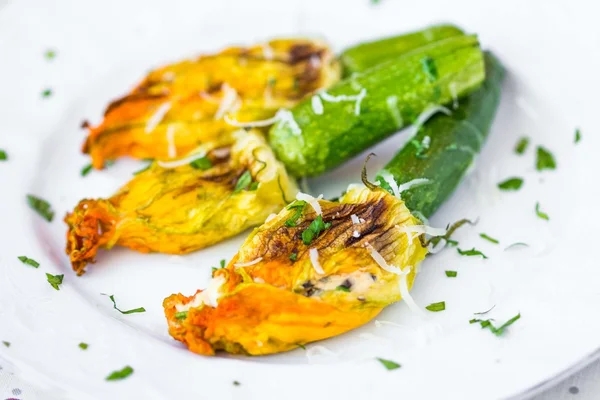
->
[377, 358, 401, 370]
[42, 88, 52, 98]
[575, 128, 581, 144]
[45, 49, 56, 60]
[190, 156, 212, 170]
[79, 342, 89, 350]
[104, 294, 146, 314]
[302, 215, 331, 245]
[0, 149, 7, 161]
[174, 311, 188, 320]
[470, 313, 521, 336]
[27, 194, 54, 222]
[2, 341, 10, 347]
[479, 233, 499, 244]
[535, 202, 549, 220]
[445, 270, 457, 278]
[233, 170, 257, 192]
[425, 301, 446, 312]
[285, 200, 307, 227]
[81, 163, 93, 177]
[18, 256, 40, 268]
[457, 247, 488, 259]
[106, 366, 134, 381]
[536, 146, 556, 171]
[498, 177, 523, 191]
[46, 273, 64, 290]
[514, 137, 529, 155]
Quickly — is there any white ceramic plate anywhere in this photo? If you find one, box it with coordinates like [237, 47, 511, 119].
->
[1, 0, 599, 399]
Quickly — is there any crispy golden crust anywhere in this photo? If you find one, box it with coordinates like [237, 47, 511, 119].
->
[84, 38, 340, 169]
[65, 130, 298, 275]
[164, 187, 428, 355]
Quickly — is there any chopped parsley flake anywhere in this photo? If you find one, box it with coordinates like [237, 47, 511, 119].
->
[220, 259, 226, 268]
[2, 341, 10, 347]
[470, 313, 521, 336]
[421, 56, 438, 82]
[42, 88, 52, 98]
[514, 137, 529, 155]
[297, 343, 306, 350]
[104, 294, 146, 314]
[446, 239, 458, 247]
[575, 128, 581, 144]
[174, 311, 188, 320]
[285, 200, 306, 227]
[536, 146, 556, 171]
[46, 273, 64, 290]
[289, 253, 298, 262]
[45, 49, 56, 60]
[190, 156, 212, 170]
[479, 233, 499, 244]
[27, 194, 54, 222]
[233, 380, 241, 386]
[302, 215, 331, 245]
[0, 149, 7, 161]
[234, 170, 253, 192]
[18, 256, 40, 268]
[535, 202, 549, 220]
[106, 366, 134, 381]
[336, 285, 350, 292]
[425, 301, 446, 312]
[457, 247, 488, 259]
[377, 358, 400, 370]
[79, 342, 89, 350]
[410, 136, 430, 159]
[497, 177, 523, 191]
[445, 270, 457, 278]
[81, 163, 93, 177]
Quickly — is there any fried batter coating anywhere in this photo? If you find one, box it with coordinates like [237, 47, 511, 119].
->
[84, 39, 340, 168]
[164, 187, 428, 355]
[65, 129, 297, 275]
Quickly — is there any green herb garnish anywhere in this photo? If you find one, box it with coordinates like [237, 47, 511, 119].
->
[190, 156, 212, 170]
[174, 311, 188, 320]
[425, 301, 446, 312]
[457, 247, 488, 259]
[575, 128, 581, 144]
[497, 177, 523, 191]
[336, 285, 350, 292]
[46, 273, 64, 290]
[79, 342, 89, 350]
[220, 259, 226, 268]
[2, 341, 10, 347]
[479, 233, 499, 244]
[233, 381, 241, 386]
[445, 270, 457, 278]
[536, 146, 556, 171]
[81, 163, 93, 177]
[0, 149, 7, 161]
[514, 137, 529, 155]
[410, 135, 430, 159]
[106, 366, 134, 381]
[42, 88, 52, 98]
[234, 170, 253, 192]
[301, 215, 331, 245]
[377, 358, 400, 370]
[470, 313, 521, 336]
[421, 56, 438, 82]
[297, 343, 306, 350]
[18, 256, 40, 268]
[284, 200, 306, 227]
[45, 49, 56, 60]
[27, 194, 54, 222]
[446, 239, 458, 247]
[289, 253, 297, 262]
[535, 202, 549, 220]
[105, 294, 146, 314]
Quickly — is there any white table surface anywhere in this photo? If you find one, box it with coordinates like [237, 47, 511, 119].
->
[1, 0, 598, 399]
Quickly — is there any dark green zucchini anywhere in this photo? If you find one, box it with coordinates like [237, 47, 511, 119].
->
[341, 24, 464, 76]
[375, 52, 505, 218]
[269, 35, 485, 178]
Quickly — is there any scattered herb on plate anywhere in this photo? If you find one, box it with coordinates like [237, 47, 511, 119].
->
[81, 163, 93, 177]
[457, 247, 488, 259]
[0, 149, 7, 161]
[27, 194, 54, 222]
[377, 358, 401, 370]
[479, 233, 499, 244]
[498, 177, 523, 191]
[45, 49, 56, 60]
[46, 273, 64, 290]
[233, 381, 241, 386]
[470, 313, 521, 336]
[105, 294, 146, 314]
[575, 128, 581, 144]
[79, 342, 89, 350]
[106, 366, 134, 381]
[42, 88, 52, 98]
[514, 137, 529, 155]
[18, 256, 40, 268]
[535, 202, 549, 220]
[445, 270, 457, 278]
[2, 341, 10, 347]
[536, 146, 556, 171]
[425, 301, 446, 312]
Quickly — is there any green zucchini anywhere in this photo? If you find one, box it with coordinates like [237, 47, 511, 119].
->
[269, 35, 485, 178]
[376, 52, 505, 218]
[341, 24, 464, 76]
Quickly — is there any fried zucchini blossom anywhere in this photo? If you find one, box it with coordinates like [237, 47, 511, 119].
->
[163, 186, 428, 355]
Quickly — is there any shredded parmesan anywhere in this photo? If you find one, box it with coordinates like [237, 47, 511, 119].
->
[353, 88, 367, 115]
[261, 43, 274, 60]
[214, 83, 239, 120]
[176, 276, 225, 311]
[309, 248, 324, 275]
[397, 178, 430, 194]
[233, 257, 263, 268]
[224, 109, 301, 135]
[265, 213, 277, 223]
[365, 242, 404, 275]
[378, 170, 400, 197]
[427, 239, 446, 254]
[319, 88, 367, 116]
[386, 95, 403, 128]
[296, 192, 322, 215]
[276, 109, 302, 135]
[253, 277, 265, 284]
[145, 102, 171, 134]
[398, 265, 423, 314]
[395, 225, 447, 244]
[157, 152, 207, 169]
[166, 125, 177, 158]
[410, 105, 452, 137]
[350, 214, 360, 224]
[311, 95, 324, 115]
[352, 230, 361, 238]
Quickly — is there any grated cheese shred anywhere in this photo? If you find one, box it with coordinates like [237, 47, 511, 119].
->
[309, 248, 324, 275]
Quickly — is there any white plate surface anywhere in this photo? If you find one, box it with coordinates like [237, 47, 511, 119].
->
[1, 0, 599, 399]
